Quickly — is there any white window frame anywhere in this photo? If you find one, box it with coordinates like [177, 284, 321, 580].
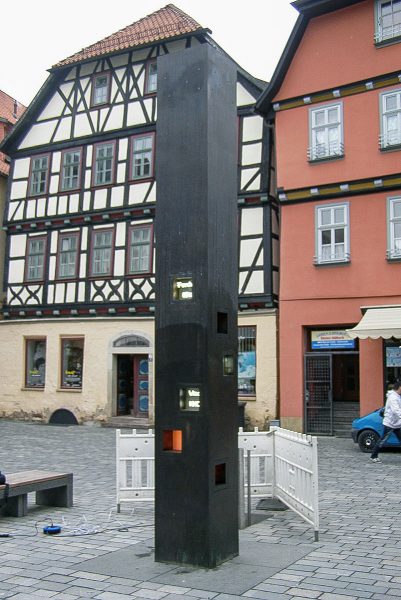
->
[92, 73, 110, 106]
[29, 155, 49, 196]
[93, 142, 115, 186]
[380, 88, 401, 149]
[131, 134, 154, 180]
[387, 196, 401, 259]
[315, 203, 350, 265]
[91, 229, 113, 276]
[375, 0, 401, 43]
[128, 225, 153, 274]
[145, 61, 157, 94]
[57, 232, 79, 279]
[60, 149, 81, 191]
[26, 236, 46, 281]
[308, 102, 344, 162]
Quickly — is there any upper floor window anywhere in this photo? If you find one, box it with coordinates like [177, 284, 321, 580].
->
[29, 155, 49, 196]
[131, 134, 154, 180]
[315, 203, 350, 265]
[375, 0, 401, 43]
[387, 196, 401, 259]
[380, 89, 401, 148]
[60, 149, 81, 191]
[308, 103, 344, 162]
[91, 229, 113, 276]
[128, 225, 153, 275]
[145, 61, 157, 94]
[57, 232, 79, 279]
[91, 73, 111, 106]
[93, 142, 115, 186]
[26, 236, 46, 281]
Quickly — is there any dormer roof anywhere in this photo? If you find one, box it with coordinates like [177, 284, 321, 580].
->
[52, 4, 208, 69]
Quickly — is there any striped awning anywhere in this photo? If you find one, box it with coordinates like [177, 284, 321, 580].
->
[347, 305, 401, 339]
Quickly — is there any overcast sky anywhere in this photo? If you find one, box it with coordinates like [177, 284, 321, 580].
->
[1, 0, 298, 107]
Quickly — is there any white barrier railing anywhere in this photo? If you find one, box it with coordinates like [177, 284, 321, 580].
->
[116, 427, 319, 540]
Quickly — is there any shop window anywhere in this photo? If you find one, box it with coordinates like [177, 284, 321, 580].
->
[25, 338, 46, 388]
[315, 203, 350, 265]
[238, 326, 256, 395]
[61, 338, 84, 389]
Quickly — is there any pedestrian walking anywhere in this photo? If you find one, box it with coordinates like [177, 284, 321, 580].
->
[370, 379, 401, 463]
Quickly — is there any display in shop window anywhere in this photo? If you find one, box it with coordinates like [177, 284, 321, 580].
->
[61, 338, 84, 388]
[25, 339, 46, 387]
[238, 351, 256, 394]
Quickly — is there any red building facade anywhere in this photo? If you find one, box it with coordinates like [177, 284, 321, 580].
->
[257, 0, 401, 434]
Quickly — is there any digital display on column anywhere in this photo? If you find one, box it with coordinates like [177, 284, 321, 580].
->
[179, 386, 201, 411]
[173, 277, 193, 301]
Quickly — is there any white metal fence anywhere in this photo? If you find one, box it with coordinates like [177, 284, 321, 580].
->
[116, 426, 319, 539]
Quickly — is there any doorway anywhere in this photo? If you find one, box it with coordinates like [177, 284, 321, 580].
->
[304, 352, 359, 434]
[117, 354, 149, 417]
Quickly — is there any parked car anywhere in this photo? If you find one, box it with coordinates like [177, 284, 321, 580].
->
[351, 408, 401, 452]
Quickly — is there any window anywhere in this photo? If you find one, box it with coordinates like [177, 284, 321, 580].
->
[308, 103, 343, 161]
[315, 203, 350, 264]
[25, 339, 46, 388]
[375, 0, 401, 43]
[29, 155, 49, 196]
[145, 61, 157, 94]
[57, 233, 79, 279]
[131, 134, 154, 180]
[238, 326, 256, 395]
[60, 149, 81, 191]
[380, 89, 401, 148]
[387, 197, 401, 259]
[91, 73, 110, 106]
[128, 225, 152, 274]
[26, 236, 46, 281]
[93, 142, 115, 186]
[61, 338, 84, 389]
[91, 229, 113, 276]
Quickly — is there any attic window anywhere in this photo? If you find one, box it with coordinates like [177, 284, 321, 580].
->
[91, 73, 111, 107]
[145, 61, 157, 94]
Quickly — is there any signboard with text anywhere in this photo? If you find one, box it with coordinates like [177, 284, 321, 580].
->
[311, 330, 355, 350]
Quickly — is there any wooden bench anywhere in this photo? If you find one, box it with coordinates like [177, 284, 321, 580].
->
[0, 470, 73, 517]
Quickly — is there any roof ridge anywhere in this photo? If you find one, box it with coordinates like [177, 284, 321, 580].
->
[53, 4, 205, 69]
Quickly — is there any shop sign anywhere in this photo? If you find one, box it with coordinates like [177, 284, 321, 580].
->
[311, 330, 355, 350]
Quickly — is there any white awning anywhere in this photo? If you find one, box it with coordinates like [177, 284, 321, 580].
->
[346, 306, 401, 339]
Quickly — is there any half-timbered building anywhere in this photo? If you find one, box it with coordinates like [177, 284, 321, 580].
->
[0, 4, 278, 427]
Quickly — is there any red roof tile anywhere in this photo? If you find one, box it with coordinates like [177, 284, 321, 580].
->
[0, 90, 26, 177]
[54, 4, 206, 68]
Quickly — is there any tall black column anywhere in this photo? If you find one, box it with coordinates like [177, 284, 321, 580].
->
[155, 43, 238, 568]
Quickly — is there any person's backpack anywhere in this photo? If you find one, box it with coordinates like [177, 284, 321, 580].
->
[0, 471, 6, 485]
[379, 407, 385, 417]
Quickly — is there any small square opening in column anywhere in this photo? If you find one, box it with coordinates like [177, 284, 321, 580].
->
[217, 312, 228, 334]
[163, 429, 183, 452]
[215, 463, 226, 485]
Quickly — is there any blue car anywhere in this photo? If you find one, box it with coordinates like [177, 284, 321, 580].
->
[351, 409, 401, 452]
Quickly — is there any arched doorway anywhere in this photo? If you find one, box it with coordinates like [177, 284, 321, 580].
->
[111, 333, 153, 419]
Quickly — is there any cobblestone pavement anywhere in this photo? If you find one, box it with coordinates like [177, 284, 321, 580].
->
[1, 420, 401, 599]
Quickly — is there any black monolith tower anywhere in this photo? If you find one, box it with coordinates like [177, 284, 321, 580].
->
[155, 44, 238, 568]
